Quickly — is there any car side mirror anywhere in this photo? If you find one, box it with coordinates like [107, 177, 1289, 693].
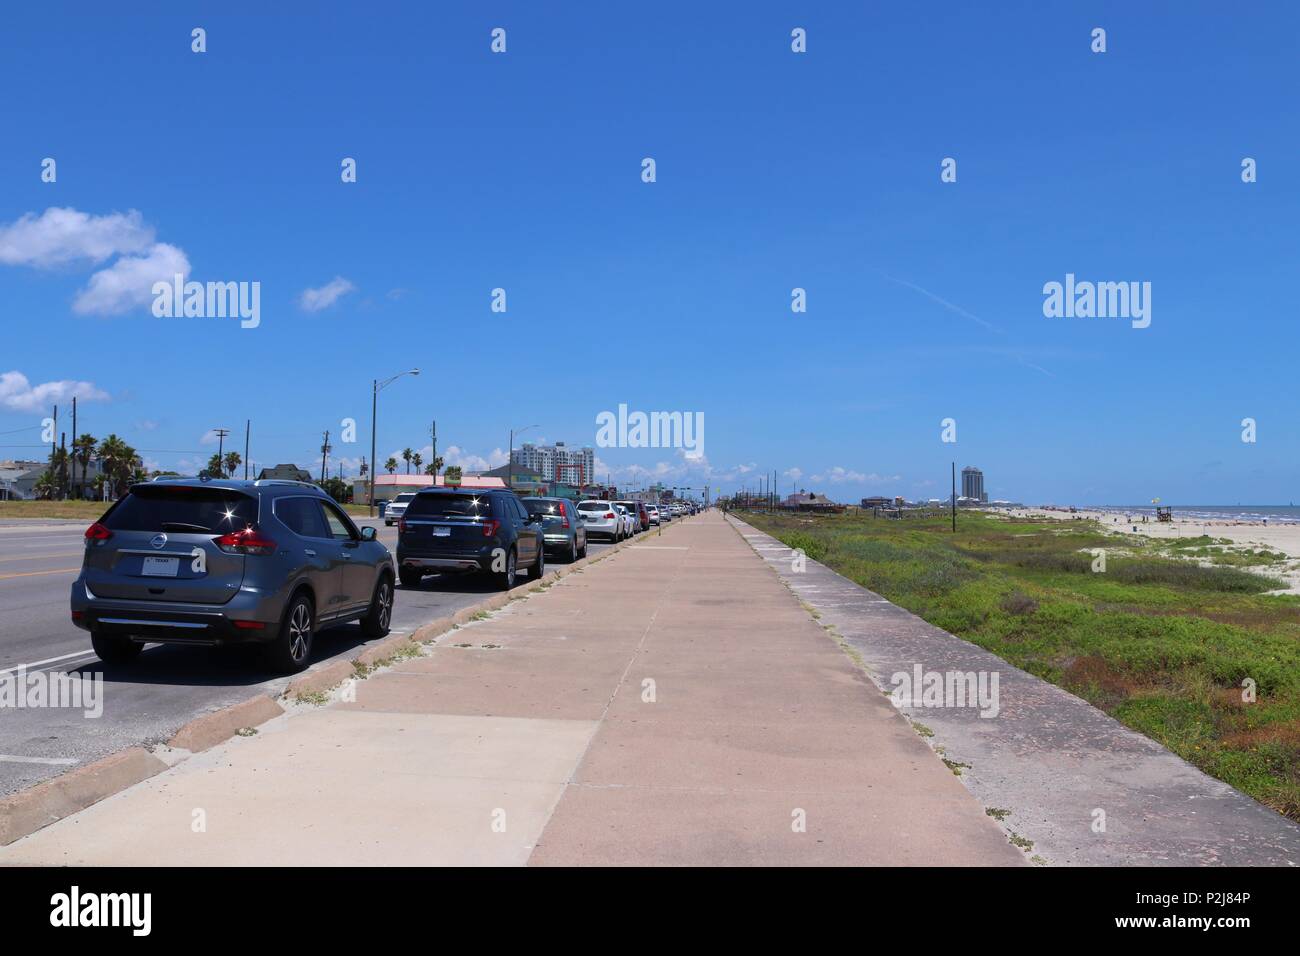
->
[360, 526, 377, 541]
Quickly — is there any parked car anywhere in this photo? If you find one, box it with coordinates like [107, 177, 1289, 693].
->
[384, 491, 417, 526]
[646, 505, 660, 525]
[397, 487, 544, 590]
[577, 499, 621, 540]
[614, 501, 645, 534]
[70, 478, 395, 673]
[522, 496, 587, 562]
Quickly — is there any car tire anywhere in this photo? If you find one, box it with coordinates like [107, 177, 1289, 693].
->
[360, 573, 394, 639]
[568, 538, 578, 563]
[578, 538, 587, 558]
[495, 547, 517, 590]
[90, 630, 143, 665]
[398, 567, 423, 588]
[265, 593, 315, 674]
[533, 541, 545, 578]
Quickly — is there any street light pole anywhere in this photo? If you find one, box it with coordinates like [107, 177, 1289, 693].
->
[508, 424, 538, 493]
[368, 368, 420, 517]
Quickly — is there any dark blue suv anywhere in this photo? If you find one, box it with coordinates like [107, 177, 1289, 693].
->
[396, 487, 544, 590]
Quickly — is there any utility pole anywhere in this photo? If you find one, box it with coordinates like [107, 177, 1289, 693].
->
[430, 420, 437, 478]
[951, 461, 957, 532]
[213, 427, 230, 477]
[320, 430, 331, 484]
[71, 397, 77, 498]
[244, 420, 250, 479]
[51, 404, 57, 497]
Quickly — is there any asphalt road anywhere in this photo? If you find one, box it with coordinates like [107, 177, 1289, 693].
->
[0, 517, 615, 798]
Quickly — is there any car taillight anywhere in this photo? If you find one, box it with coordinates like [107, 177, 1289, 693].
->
[398, 518, 407, 533]
[604, 512, 615, 519]
[85, 522, 112, 541]
[482, 519, 501, 538]
[559, 502, 570, 529]
[214, 528, 277, 555]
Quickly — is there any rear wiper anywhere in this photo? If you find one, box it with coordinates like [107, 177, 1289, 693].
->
[160, 522, 211, 533]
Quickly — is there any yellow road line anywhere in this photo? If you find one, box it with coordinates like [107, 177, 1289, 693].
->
[0, 567, 80, 581]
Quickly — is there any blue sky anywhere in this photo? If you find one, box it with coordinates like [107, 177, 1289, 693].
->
[1, 1, 1297, 504]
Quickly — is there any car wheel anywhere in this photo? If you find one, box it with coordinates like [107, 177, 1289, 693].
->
[534, 541, 545, 578]
[398, 567, 423, 588]
[265, 593, 314, 674]
[568, 538, 578, 563]
[90, 630, 143, 665]
[578, 537, 587, 558]
[360, 573, 394, 639]
[496, 547, 517, 590]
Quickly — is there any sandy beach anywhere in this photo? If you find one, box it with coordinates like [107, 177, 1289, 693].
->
[1003, 507, 1300, 593]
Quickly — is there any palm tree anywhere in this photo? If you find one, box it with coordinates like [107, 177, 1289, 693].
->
[96, 434, 137, 499]
[431, 455, 444, 476]
[411, 452, 423, 473]
[73, 433, 96, 500]
[34, 471, 56, 500]
[205, 453, 225, 478]
[423, 462, 437, 476]
[384, 457, 398, 475]
[223, 451, 242, 478]
[401, 447, 413, 474]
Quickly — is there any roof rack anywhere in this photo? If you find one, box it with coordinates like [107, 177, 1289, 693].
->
[252, 479, 321, 489]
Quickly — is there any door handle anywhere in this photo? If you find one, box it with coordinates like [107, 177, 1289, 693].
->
[341, 551, 352, 559]
[305, 549, 317, 557]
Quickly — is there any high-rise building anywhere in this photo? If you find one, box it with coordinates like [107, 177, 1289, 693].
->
[512, 442, 595, 484]
[961, 466, 987, 503]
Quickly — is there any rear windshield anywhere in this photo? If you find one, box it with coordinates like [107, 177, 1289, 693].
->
[393, 493, 416, 503]
[578, 501, 612, 512]
[103, 486, 258, 533]
[406, 492, 497, 518]
[523, 499, 565, 516]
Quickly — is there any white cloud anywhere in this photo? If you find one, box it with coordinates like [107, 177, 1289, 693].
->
[0, 207, 154, 268]
[299, 276, 356, 312]
[0, 370, 109, 413]
[199, 429, 223, 446]
[783, 467, 803, 481]
[72, 242, 190, 316]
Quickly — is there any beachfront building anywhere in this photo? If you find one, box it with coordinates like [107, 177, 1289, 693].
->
[512, 442, 595, 485]
[962, 466, 988, 503]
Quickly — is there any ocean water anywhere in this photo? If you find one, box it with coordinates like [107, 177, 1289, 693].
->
[1091, 505, 1300, 524]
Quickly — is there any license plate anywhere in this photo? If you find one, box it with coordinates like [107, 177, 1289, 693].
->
[141, 556, 179, 577]
[431, 526, 451, 537]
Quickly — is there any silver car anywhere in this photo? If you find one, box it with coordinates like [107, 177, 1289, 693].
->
[70, 478, 395, 673]
[522, 496, 588, 562]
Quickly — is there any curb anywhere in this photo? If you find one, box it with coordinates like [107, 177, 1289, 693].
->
[0, 523, 665, 848]
[0, 748, 168, 846]
[166, 694, 285, 753]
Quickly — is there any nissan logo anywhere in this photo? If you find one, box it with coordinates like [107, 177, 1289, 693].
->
[150, 534, 167, 550]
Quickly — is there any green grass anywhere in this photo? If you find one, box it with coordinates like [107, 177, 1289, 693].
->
[743, 509, 1300, 821]
[0, 500, 108, 520]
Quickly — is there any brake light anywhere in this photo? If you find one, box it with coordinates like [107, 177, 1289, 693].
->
[559, 502, 570, 529]
[214, 528, 277, 555]
[398, 518, 407, 534]
[604, 512, 615, 519]
[232, 620, 266, 630]
[482, 519, 501, 538]
[85, 522, 112, 541]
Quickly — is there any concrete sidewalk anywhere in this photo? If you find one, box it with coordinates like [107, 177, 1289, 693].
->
[0, 511, 1021, 866]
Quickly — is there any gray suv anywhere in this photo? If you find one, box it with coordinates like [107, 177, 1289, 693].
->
[70, 478, 395, 673]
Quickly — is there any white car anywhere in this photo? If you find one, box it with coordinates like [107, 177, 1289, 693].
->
[577, 500, 622, 540]
[384, 491, 417, 526]
[646, 505, 660, 525]
[613, 504, 636, 539]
